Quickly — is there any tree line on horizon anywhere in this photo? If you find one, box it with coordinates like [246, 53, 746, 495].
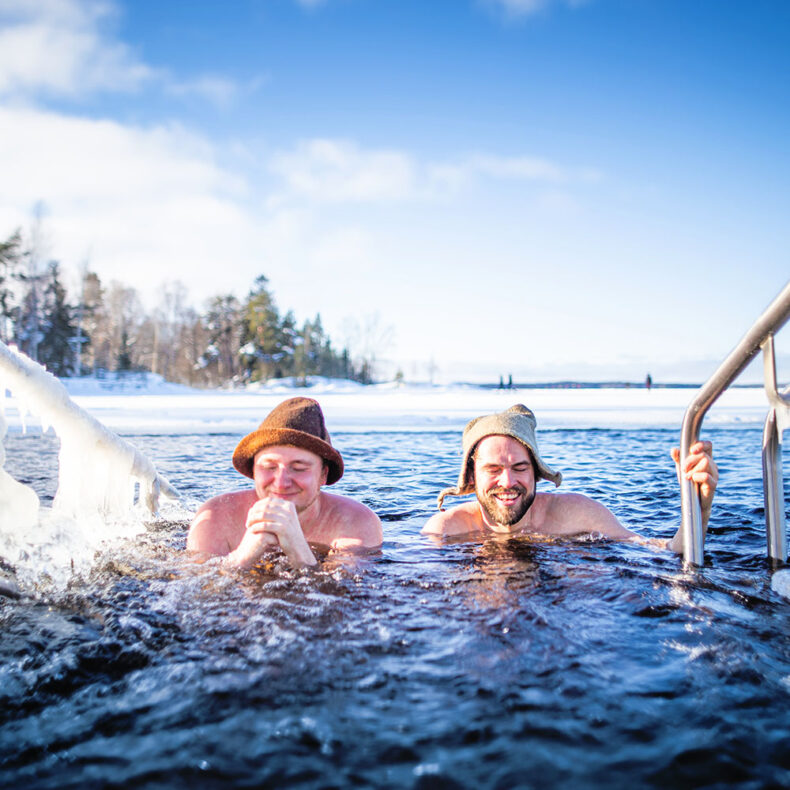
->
[0, 226, 385, 387]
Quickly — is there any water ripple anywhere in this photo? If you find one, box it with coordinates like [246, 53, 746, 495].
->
[1, 427, 789, 787]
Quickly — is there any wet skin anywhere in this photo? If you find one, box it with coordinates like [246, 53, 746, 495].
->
[233, 446, 329, 567]
[473, 435, 537, 529]
[422, 434, 719, 554]
[187, 445, 382, 569]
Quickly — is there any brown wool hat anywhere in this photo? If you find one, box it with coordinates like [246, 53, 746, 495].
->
[437, 404, 561, 509]
[232, 397, 344, 484]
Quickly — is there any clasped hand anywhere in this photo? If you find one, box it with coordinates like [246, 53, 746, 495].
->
[228, 496, 317, 569]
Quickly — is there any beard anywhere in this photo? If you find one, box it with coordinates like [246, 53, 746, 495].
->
[475, 483, 535, 527]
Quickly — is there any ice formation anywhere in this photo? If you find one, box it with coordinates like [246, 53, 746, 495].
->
[771, 568, 790, 600]
[0, 341, 178, 587]
[0, 403, 39, 531]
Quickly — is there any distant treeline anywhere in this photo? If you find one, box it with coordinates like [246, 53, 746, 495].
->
[0, 227, 381, 387]
[480, 381, 700, 389]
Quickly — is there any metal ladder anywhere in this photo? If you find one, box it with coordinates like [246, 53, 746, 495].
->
[680, 280, 790, 566]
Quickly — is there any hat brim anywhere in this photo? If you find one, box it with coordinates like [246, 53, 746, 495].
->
[232, 427, 344, 484]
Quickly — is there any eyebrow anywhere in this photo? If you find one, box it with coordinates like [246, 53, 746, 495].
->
[257, 457, 315, 467]
[480, 461, 532, 470]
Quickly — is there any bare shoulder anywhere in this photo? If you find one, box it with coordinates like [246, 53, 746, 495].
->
[537, 492, 635, 539]
[319, 492, 383, 547]
[187, 489, 257, 555]
[422, 501, 482, 536]
[191, 489, 257, 524]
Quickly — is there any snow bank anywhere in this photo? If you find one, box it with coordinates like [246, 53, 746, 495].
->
[35, 377, 774, 436]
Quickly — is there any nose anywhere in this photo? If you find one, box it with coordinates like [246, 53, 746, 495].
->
[272, 465, 291, 488]
[497, 467, 516, 488]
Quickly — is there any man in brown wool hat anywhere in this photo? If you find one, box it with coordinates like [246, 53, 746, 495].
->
[423, 404, 718, 553]
[188, 397, 382, 568]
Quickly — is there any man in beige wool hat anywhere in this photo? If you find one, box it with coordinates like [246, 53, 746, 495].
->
[188, 397, 382, 569]
[423, 404, 718, 553]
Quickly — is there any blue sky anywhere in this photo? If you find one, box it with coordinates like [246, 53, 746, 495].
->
[1, 0, 788, 382]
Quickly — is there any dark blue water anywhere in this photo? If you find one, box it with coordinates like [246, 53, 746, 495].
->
[1, 426, 789, 789]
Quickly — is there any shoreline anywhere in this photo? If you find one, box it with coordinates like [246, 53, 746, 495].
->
[2, 381, 774, 436]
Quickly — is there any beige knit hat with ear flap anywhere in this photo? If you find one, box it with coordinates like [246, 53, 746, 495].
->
[437, 404, 562, 509]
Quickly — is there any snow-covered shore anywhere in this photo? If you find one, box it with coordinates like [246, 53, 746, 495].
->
[3, 374, 774, 435]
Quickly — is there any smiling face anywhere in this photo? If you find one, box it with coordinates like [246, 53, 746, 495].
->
[473, 435, 537, 531]
[252, 445, 328, 513]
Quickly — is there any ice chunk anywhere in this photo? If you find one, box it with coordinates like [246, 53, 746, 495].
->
[771, 568, 790, 600]
[0, 407, 39, 532]
[0, 340, 177, 521]
[0, 341, 179, 588]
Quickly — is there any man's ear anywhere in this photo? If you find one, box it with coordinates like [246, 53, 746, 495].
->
[321, 461, 329, 486]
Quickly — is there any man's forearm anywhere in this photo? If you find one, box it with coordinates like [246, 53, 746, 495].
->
[282, 541, 318, 568]
[667, 504, 711, 555]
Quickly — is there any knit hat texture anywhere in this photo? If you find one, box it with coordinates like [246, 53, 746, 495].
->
[437, 403, 561, 508]
[232, 397, 344, 484]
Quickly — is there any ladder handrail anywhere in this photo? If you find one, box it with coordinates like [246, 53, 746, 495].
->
[680, 280, 790, 565]
[762, 335, 790, 563]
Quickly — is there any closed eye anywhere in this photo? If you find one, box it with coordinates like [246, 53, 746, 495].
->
[481, 464, 531, 474]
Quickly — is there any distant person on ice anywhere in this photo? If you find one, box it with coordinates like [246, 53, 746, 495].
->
[188, 397, 382, 568]
[423, 404, 717, 554]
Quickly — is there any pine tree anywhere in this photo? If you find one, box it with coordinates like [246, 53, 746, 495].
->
[203, 294, 243, 384]
[0, 245, 381, 387]
[117, 328, 133, 372]
[0, 229, 24, 343]
[79, 271, 108, 373]
[172, 306, 206, 386]
[240, 275, 284, 381]
[18, 205, 51, 363]
[106, 283, 143, 373]
[38, 261, 77, 376]
[16, 269, 47, 362]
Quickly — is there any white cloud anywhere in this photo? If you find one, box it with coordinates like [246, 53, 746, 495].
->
[0, 0, 155, 97]
[269, 139, 419, 202]
[165, 73, 269, 109]
[466, 153, 602, 188]
[268, 139, 597, 204]
[467, 153, 566, 182]
[491, 0, 549, 15]
[165, 76, 241, 108]
[0, 0, 252, 108]
[0, 105, 260, 304]
[309, 227, 375, 274]
[0, 99, 608, 371]
[0, 110, 397, 318]
[1, 106, 245, 202]
[486, 0, 590, 19]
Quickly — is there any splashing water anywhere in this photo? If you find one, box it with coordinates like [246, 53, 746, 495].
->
[0, 341, 177, 590]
